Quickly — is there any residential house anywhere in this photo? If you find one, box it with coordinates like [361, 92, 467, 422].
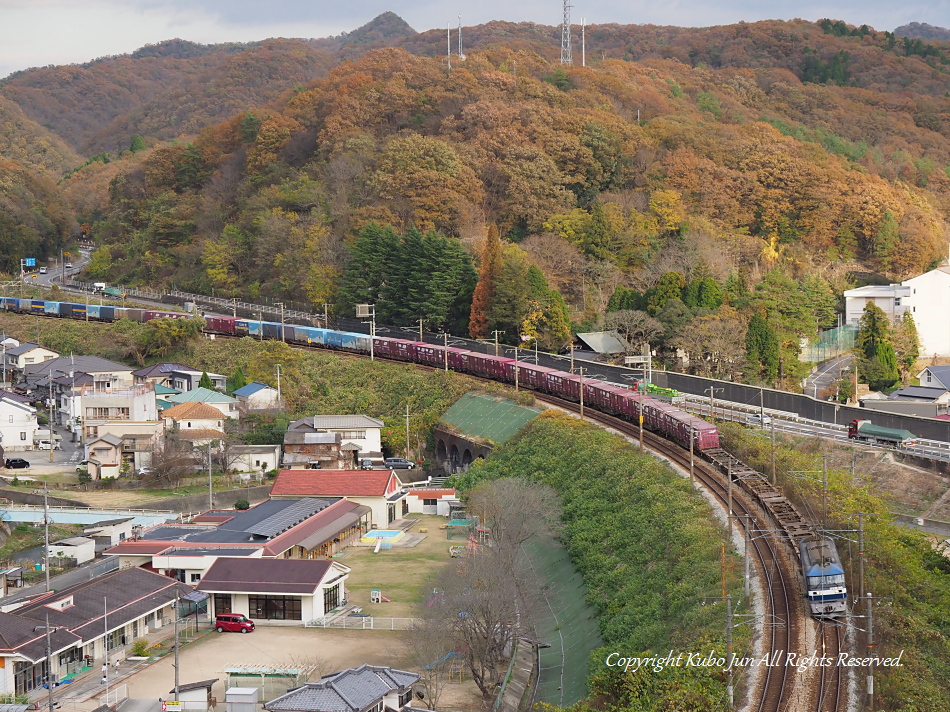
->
[4, 343, 59, 379]
[105, 498, 371, 576]
[233, 382, 280, 410]
[167, 387, 239, 421]
[82, 383, 163, 472]
[229, 444, 281, 474]
[286, 415, 384, 462]
[271, 470, 407, 527]
[197, 557, 351, 624]
[843, 284, 911, 325]
[162, 401, 226, 448]
[82, 517, 135, 552]
[917, 365, 950, 391]
[133, 363, 226, 392]
[84, 434, 124, 478]
[23, 354, 132, 393]
[264, 665, 421, 712]
[282, 430, 350, 470]
[0, 393, 39, 453]
[48, 536, 96, 565]
[0, 334, 19, 350]
[0, 567, 190, 696]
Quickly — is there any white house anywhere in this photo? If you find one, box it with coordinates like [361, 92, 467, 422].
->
[229, 444, 282, 474]
[83, 517, 135, 549]
[404, 488, 458, 516]
[843, 284, 911, 326]
[162, 401, 226, 444]
[233, 382, 280, 410]
[287, 415, 384, 461]
[0, 394, 39, 453]
[4, 343, 59, 376]
[265, 666, 420, 712]
[167, 387, 239, 421]
[48, 536, 96, 565]
[902, 265, 950, 357]
[271, 469, 407, 527]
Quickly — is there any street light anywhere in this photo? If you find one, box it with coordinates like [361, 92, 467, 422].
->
[357, 304, 376, 361]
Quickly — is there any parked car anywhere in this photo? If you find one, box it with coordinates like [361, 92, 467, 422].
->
[746, 413, 772, 426]
[384, 457, 416, 470]
[136, 466, 155, 476]
[215, 613, 255, 633]
[37, 440, 62, 450]
[76, 460, 90, 472]
[5, 458, 30, 469]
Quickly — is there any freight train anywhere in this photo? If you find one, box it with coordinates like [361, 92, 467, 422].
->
[799, 537, 848, 617]
[3, 297, 845, 616]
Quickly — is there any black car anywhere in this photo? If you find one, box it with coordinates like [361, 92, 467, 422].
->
[385, 457, 416, 470]
[5, 458, 30, 469]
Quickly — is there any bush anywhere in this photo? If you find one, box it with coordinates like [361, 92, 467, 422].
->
[130, 638, 151, 657]
[264, 469, 278, 480]
[234, 499, 250, 510]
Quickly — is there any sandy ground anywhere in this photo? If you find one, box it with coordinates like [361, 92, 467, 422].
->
[119, 628, 483, 711]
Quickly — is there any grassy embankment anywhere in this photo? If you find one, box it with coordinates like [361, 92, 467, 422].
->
[452, 411, 747, 712]
[721, 422, 950, 710]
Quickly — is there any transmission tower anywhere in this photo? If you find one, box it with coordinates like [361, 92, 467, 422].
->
[560, 0, 572, 65]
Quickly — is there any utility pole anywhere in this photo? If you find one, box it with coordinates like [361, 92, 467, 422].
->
[44, 485, 50, 592]
[706, 386, 723, 420]
[173, 592, 181, 701]
[405, 403, 410, 460]
[581, 18, 586, 67]
[322, 303, 329, 329]
[727, 463, 733, 538]
[276, 364, 282, 405]
[759, 387, 765, 424]
[207, 440, 213, 511]
[578, 368, 585, 418]
[447, 22, 451, 71]
[568, 342, 576, 373]
[770, 418, 776, 485]
[742, 516, 751, 599]
[638, 384, 644, 451]
[857, 513, 866, 608]
[357, 304, 375, 360]
[725, 595, 734, 711]
[45, 613, 55, 712]
[491, 330, 504, 357]
[103, 598, 109, 700]
[442, 333, 449, 371]
[276, 302, 285, 343]
[866, 592, 875, 711]
[417, 319, 424, 343]
[689, 426, 694, 483]
[458, 15, 463, 59]
[514, 346, 519, 392]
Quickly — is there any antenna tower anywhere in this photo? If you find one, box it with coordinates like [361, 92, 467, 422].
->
[560, 0, 573, 65]
[458, 15, 465, 60]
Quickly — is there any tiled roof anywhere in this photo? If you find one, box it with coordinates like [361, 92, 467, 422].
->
[6, 342, 45, 356]
[405, 489, 457, 498]
[0, 610, 81, 661]
[155, 384, 181, 395]
[233, 382, 274, 397]
[176, 429, 227, 440]
[132, 362, 195, 378]
[272, 470, 398, 497]
[265, 665, 418, 712]
[196, 557, 337, 595]
[103, 541, 176, 555]
[163, 401, 224, 421]
[23, 355, 127, 376]
[168, 387, 236, 404]
[290, 415, 385, 430]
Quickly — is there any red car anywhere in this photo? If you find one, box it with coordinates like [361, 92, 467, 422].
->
[215, 613, 255, 633]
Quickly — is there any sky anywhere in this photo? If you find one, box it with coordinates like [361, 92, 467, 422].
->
[1, 0, 948, 79]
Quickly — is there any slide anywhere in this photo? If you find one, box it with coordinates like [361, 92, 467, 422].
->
[374, 538, 382, 553]
[381, 595, 391, 602]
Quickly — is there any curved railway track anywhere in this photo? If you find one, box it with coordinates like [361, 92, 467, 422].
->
[816, 622, 845, 712]
[533, 393, 802, 712]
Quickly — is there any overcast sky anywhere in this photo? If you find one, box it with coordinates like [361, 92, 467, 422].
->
[1, 0, 948, 80]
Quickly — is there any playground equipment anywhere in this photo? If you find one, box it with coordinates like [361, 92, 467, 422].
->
[370, 590, 391, 603]
[426, 589, 445, 607]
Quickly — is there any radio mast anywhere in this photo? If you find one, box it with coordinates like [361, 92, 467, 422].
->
[447, 22, 451, 70]
[560, 0, 573, 65]
[458, 15, 465, 60]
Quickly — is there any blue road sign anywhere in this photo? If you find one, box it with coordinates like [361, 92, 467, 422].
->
[24, 258, 36, 267]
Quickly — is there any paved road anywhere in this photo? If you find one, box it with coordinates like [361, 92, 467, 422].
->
[804, 353, 852, 399]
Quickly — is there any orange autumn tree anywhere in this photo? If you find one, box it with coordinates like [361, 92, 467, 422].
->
[469, 225, 501, 339]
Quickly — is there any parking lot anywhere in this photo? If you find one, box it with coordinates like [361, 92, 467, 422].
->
[3, 424, 84, 478]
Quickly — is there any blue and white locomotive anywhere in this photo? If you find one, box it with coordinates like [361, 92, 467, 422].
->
[799, 537, 848, 617]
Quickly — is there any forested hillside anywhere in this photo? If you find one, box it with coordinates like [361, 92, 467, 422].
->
[3, 15, 950, 388]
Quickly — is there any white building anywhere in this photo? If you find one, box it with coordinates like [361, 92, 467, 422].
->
[843, 284, 911, 325]
[902, 265, 950, 357]
[4, 343, 59, 377]
[233, 382, 280, 410]
[286, 415, 385, 461]
[48, 536, 96, 565]
[229, 444, 282, 474]
[0, 394, 39, 453]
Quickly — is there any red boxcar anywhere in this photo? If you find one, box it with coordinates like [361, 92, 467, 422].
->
[584, 382, 627, 412]
[444, 347, 468, 370]
[504, 362, 557, 390]
[205, 316, 238, 335]
[415, 343, 452, 367]
[373, 337, 403, 359]
[692, 419, 720, 450]
[461, 353, 513, 380]
[545, 372, 581, 401]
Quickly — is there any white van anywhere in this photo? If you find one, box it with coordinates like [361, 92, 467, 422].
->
[37, 440, 62, 451]
[39, 267, 48, 274]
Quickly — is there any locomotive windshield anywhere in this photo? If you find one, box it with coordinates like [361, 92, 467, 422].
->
[808, 574, 845, 588]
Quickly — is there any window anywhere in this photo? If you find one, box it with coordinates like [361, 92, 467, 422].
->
[323, 585, 340, 613]
[190, 573, 201, 583]
[894, 298, 901, 306]
[25, 357, 34, 364]
[249, 595, 301, 620]
[339, 430, 366, 440]
[398, 690, 414, 708]
[423, 499, 437, 506]
[187, 422, 192, 428]
[213, 594, 232, 614]
[20, 432, 26, 440]
[928, 372, 932, 383]
[8, 415, 12, 423]
[107, 628, 126, 650]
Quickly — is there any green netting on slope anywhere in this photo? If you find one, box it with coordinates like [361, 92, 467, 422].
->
[521, 535, 602, 708]
[440, 392, 542, 445]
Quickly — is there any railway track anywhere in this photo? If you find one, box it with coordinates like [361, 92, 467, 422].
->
[533, 393, 804, 712]
[816, 622, 845, 712]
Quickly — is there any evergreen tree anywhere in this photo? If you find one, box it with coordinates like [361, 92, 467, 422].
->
[892, 312, 921, 380]
[230, 367, 247, 392]
[696, 278, 724, 309]
[856, 303, 899, 390]
[647, 272, 687, 315]
[199, 371, 214, 389]
[129, 134, 147, 152]
[580, 202, 613, 260]
[469, 226, 501, 338]
[745, 312, 780, 382]
[856, 303, 891, 361]
[873, 211, 900, 271]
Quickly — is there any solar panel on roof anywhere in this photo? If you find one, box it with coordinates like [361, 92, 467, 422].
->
[245, 499, 329, 538]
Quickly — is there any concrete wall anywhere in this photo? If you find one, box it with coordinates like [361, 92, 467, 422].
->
[0, 487, 87, 507]
[140, 485, 271, 513]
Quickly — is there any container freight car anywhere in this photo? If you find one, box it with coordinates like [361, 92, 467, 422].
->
[848, 419, 916, 446]
[505, 362, 556, 390]
[206, 316, 238, 335]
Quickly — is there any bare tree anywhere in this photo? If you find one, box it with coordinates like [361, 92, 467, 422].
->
[406, 621, 456, 710]
[673, 308, 747, 377]
[466, 479, 562, 555]
[603, 310, 665, 351]
[144, 433, 200, 489]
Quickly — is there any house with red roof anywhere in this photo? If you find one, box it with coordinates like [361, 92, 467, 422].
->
[404, 488, 458, 517]
[271, 470, 408, 527]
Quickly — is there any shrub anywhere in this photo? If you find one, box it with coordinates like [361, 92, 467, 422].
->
[234, 499, 250, 510]
[130, 638, 151, 657]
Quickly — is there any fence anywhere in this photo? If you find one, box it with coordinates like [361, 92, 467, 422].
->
[100, 683, 128, 707]
[304, 617, 419, 630]
[800, 324, 858, 363]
